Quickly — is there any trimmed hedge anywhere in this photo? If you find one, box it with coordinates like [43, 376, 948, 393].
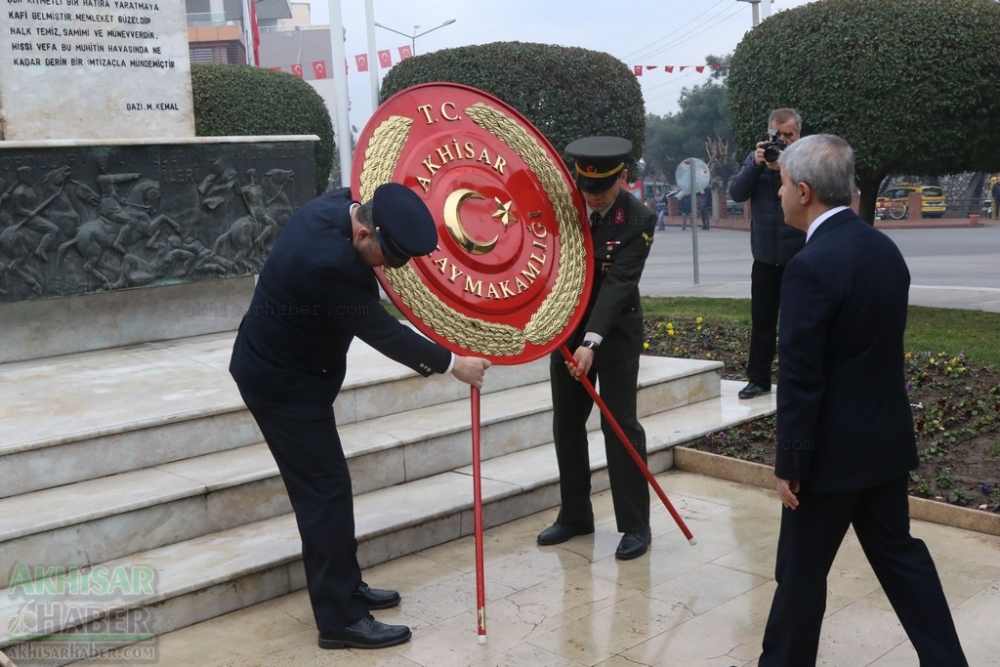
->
[728, 0, 1000, 220]
[191, 64, 335, 195]
[380, 42, 646, 176]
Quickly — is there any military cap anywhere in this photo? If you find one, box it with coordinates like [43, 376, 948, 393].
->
[565, 136, 632, 193]
[371, 182, 438, 268]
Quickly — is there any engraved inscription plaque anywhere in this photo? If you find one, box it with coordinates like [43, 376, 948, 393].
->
[0, 0, 195, 140]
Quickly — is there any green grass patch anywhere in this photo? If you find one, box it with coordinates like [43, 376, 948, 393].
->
[641, 298, 1000, 367]
[640, 297, 752, 324]
[905, 306, 1000, 368]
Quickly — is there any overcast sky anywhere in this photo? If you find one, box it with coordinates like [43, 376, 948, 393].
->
[303, 0, 816, 130]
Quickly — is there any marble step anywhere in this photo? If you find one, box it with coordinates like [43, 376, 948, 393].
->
[0, 330, 549, 499]
[0, 381, 775, 662]
[0, 356, 720, 592]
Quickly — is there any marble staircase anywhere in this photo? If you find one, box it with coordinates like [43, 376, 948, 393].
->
[0, 330, 775, 665]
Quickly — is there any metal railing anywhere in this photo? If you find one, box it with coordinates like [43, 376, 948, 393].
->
[186, 12, 239, 28]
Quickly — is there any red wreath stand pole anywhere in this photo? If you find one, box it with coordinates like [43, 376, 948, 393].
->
[559, 345, 697, 545]
[470, 387, 488, 644]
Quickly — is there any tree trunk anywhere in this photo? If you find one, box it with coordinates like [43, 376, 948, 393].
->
[856, 172, 884, 225]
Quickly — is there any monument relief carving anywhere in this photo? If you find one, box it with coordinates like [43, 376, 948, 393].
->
[0, 142, 315, 302]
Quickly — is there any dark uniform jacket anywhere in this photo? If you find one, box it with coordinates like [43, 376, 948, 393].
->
[573, 190, 656, 364]
[776, 209, 919, 491]
[729, 152, 805, 266]
[230, 189, 451, 405]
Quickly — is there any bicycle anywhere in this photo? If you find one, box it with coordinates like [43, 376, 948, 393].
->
[876, 199, 908, 220]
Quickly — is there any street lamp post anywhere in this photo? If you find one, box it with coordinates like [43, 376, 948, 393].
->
[736, 0, 772, 26]
[374, 18, 456, 55]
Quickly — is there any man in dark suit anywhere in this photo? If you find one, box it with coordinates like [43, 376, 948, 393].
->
[756, 134, 967, 666]
[230, 183, 491, 650]
[536, 136, 657, 560]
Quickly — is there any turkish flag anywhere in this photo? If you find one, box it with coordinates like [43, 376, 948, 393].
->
[634, 65, 642, 76]
[664, 66, 674, 73]
[291, 63, 304, 79]
[248, 0, 260, 66]
[696, 65, 705, 73]
[378, 49, 392, 68]
[646, 65, 658, 70]
[312, 60, 327, 79]
[680, 65, 689, 72]
[711, 64, 722, 70]
[398, 45, 413, 60]
[355, 54, 369, 72]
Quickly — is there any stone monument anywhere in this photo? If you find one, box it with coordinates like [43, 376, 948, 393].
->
[0, 2, 318, 362]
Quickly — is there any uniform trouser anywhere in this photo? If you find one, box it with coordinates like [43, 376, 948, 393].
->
[238, 389, 368, 633]
[747, 260, 785, 389]
[549, 353, 649, 533]
[759, 476, 967, 667]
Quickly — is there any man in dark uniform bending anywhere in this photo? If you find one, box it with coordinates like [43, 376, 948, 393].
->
[230, 183, 491, 650]
[537, 136, 657, 560]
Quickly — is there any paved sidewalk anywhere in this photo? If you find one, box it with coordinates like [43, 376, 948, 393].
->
[640, 280, 1000, 313]
[74, 471, 1000, 667]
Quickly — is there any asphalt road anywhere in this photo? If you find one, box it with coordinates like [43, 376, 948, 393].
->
[639, 221, 1000, 313]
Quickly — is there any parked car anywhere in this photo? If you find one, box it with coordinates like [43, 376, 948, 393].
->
[875, 184, 947, 219]
[726, 198, 745, 216]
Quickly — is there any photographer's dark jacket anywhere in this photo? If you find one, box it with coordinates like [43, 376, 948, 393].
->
[729, 152, 805, 266]
[230, 189, 451, 406]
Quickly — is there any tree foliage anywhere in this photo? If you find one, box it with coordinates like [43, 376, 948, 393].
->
[379, 42, 646, 177]
[728, 0, 1000, 222]
[643, 80, 736, 185]
[191, 64, 335, 195]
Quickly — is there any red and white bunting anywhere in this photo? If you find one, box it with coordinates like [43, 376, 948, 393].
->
[378, 49, 393, 68]
[398, 45, 413, 60]
[355, 54, 369, 73]
[632, 64, 726, 75]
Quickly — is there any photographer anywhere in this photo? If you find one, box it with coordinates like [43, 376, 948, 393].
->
[729, 108, 806, 400]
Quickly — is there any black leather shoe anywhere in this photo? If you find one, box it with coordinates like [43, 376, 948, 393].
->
[738, 382, 770, 400]
[318, 615, 411, 650]
[353, 581, 401, 610]
[615, 528, 651, 560]
[537, 521, 594, 546]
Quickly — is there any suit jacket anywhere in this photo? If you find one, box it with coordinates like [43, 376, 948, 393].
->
[230, 188, 451, 405]
[571, 190, 656, 364]
[775, 209, 919, 492]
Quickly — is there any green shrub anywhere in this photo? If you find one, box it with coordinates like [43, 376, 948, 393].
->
[728, 0, 1000, 222]
[380, 42, 646, 176]
[191, 64, 335, 195]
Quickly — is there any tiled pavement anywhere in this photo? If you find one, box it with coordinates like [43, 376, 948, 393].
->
[75, 471, 1000, 667]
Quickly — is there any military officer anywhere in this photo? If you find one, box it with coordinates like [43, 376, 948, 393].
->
[537, 136, 657, 560]
[230, 183, 491, 649]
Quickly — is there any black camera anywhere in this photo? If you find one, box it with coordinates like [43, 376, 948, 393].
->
[762, 128, 787, 163]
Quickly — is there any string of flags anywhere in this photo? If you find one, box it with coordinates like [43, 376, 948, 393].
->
[270, 45, 413, 79]
[633, 64, 725, 76]
[269, 53, 724, 80]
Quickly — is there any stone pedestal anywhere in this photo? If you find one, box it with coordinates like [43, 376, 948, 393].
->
[0, 135, 317, 361]
[0, 5, 324, 360]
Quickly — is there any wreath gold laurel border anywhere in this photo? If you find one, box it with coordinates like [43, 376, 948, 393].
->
[357, 105, 586, 357]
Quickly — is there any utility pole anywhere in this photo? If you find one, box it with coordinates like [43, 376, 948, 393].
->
[736, 0, 773, 27]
